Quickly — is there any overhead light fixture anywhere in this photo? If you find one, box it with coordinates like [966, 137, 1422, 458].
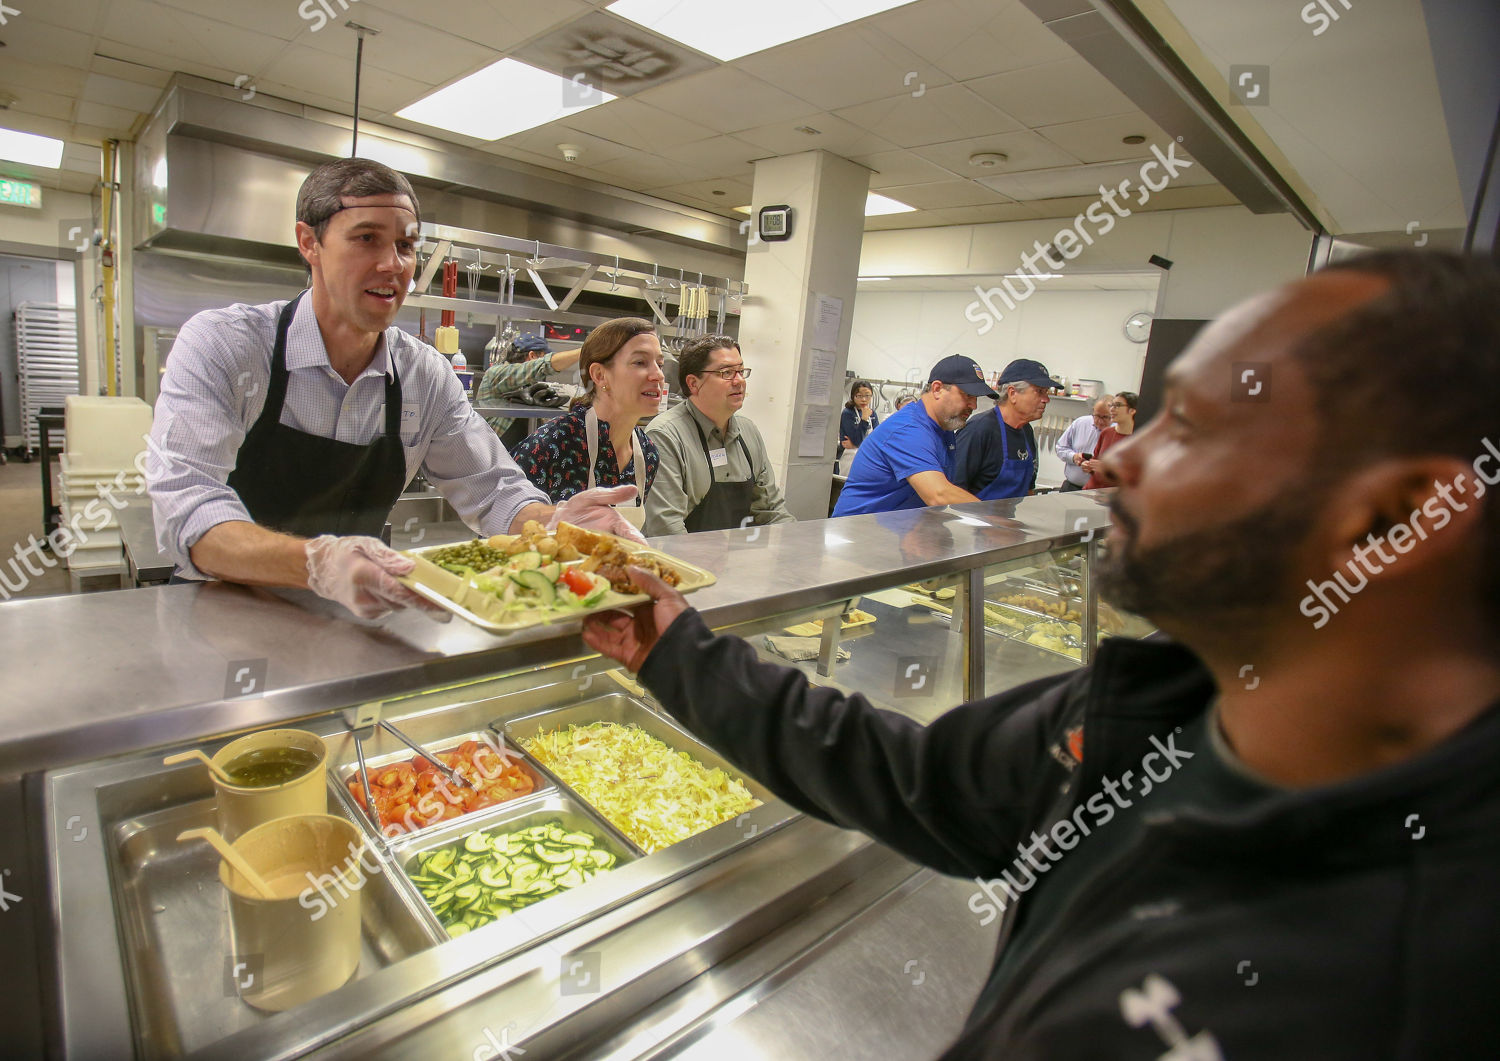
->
[0, 127, 64, 169]
[732, 204, 752, 214]
[1122, 134, 1147, 145]
[858, 276, 891, 281]
[607, 0, 919, 62]
[865, 192, 915, 216]
[397, 59, 616, 141]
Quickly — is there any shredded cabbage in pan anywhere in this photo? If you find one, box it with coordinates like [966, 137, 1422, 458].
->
[522, 723, 761, 854]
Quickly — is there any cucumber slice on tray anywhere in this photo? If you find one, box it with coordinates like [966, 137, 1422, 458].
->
[410, 818, 618, 933]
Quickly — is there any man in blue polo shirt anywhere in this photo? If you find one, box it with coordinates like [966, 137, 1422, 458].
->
[952, 358, 1061, 501]
[832, 355, 998, 516]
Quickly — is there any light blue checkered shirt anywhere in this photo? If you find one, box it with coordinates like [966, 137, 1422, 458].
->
[149, 295, 547, 578]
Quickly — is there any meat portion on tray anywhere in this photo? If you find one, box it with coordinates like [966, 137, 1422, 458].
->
[555, 522, 682, 594]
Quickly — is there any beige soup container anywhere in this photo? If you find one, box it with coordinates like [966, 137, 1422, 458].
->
[222, 813, 365, 1012]
[211, 729, 328, 841]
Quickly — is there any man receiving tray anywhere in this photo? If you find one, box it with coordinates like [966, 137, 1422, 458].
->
[583, 250, 1500, 1059]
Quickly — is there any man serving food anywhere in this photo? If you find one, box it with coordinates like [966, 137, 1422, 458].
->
[147, 158, 640, 619]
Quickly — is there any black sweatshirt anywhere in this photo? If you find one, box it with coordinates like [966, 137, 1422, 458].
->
[638, 609, 1500, 1059]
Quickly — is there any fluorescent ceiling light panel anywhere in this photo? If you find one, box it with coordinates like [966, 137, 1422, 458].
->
[0, 128, 65, 169]
[397, 59, 616, 141]
[608, 0, 917, 61]
[858, 276, 891, 281]
[865, 192, 915, 216]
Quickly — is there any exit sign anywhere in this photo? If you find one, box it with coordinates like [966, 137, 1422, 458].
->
[0, 178, 42, 209]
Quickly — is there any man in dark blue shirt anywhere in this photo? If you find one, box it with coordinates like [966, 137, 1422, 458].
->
[832, 355, 999, 516]
[953, 358, 1061, 500]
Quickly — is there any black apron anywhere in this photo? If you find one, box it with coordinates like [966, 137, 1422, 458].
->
[684, 416, 758, 533]
[225, 293, 409, 539]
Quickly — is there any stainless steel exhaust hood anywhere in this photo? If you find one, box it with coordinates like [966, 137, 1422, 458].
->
[132, 76, 746, 272]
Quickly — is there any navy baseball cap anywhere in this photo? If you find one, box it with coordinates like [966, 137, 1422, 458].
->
[997, 358, 1062, 391]
[928, 354, 999, 399]
[513, 334, 550, 355]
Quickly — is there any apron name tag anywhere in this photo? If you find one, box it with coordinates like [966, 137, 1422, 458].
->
[709, 447, 729, 468]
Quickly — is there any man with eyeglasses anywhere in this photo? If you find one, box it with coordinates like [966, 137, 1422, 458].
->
[644, 335, 794, 535]
[147, 158, 640, 621]
[1056, 396, 1113, 492]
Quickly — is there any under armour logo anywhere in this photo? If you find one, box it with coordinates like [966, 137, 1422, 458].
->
[1119, 974, 1224, 1060]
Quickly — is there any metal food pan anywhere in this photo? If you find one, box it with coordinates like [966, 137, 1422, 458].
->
[399, 540, 717, 634]
[984, 579, 1084, 623]
[498, 693, 774, 842]
[392, 792, 642, 940]
[1013, 617, 1085, 663]
[107, 796, 434, 1059]
[327, 729, 552, 846]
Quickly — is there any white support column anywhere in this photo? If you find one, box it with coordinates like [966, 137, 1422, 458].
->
[738, 150, 870, 521]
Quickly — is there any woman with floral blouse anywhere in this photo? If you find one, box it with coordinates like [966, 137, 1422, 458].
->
[509, 317, 665, 519]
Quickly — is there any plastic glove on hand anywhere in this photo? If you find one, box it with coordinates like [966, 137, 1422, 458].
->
[305, 535, 451, 621]
[548, 485, 647, 543]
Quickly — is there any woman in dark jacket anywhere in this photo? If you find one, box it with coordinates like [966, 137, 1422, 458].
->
[837, 379, 879, 473]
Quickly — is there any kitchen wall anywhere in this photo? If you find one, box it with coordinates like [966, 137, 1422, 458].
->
[846, 287, 1155, 402]
[859, 204, 1313, 322]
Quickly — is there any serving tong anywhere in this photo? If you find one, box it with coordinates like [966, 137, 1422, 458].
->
[343, 702, 473, 835]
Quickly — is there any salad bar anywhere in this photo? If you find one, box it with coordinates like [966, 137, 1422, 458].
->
[15, 494, 1132, 1061]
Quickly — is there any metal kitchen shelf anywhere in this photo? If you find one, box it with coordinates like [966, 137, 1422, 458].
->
[16, 302, 79, 456]
[410, 222, 747, 345]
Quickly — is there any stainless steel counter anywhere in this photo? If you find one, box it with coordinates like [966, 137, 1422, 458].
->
[2, 492, 1115, 1061]
[0, 492, 1111, 779]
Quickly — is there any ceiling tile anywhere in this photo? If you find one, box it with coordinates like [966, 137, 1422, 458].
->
[499, 125, 631, 168]
[635, 67, 819, 135]
[62, 141, 103, 172]
[871, 0, 1076, 82]
[736, 25, 950, 112]
[100, 0, 290, 76]
[876, 179, 1015, 210]
[911, 129, 1081, 181]
[294, 8, 498, 79]
[966, 58, 1136, 128]
[359, 0, 593, 52]
[734, 112, 896, 159]
[18, 0, 104, 31]
[575, 145, 713, 189]
[552, 97, 717, 152]
[0, 16, 96, 70]
[87, 42, 243, 93]
[258, 46, 435, 116]
[88, 57, 172, 89]
[82, 73, 166, 113]
[644, 177, 753, 216]
[1034, 113, 1175, 165]
[153, 0, 306, 41]
[1, 87, 78, 124]
[939, 202, 1046, 225]
[833, 84, 1021, 150]
[656, 134, 762, 176]
[846, 149, 957, 189]
[75, 100, 143, 133]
